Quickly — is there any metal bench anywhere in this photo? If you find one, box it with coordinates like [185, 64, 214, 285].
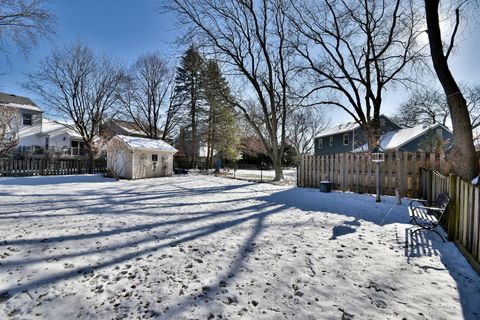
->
[409, 194, 450, 242]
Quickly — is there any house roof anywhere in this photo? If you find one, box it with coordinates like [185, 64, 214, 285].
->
[116, 135, 177, 152]
[315, 121, 360, 139]
[111, 120, 146, 136]
[41, 119, 82, 138]
[0, 92, 42, 113]
[352, 123, 451, 152]
[315, 115, 398, 139]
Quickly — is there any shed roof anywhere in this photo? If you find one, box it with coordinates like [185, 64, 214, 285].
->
[0, 92, 42, 113]
[352, 123, 451, 152]
[116, 135, 177, 152]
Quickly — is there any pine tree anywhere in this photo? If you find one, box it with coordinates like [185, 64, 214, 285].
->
[201, 59, 239, 168]
[174, 46, 204, 168]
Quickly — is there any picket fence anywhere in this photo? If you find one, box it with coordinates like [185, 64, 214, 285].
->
[0, 158, 107, 177]
[298, 152, 450, 198]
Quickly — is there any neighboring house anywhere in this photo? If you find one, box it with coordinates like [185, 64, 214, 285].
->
[352, 123, 453, 153]
[314, 115, 401, 156]
[41, 120, 86, 157]
[0, 92, 43, 150]
[0, 92, 86, 158]
[106, 135, 177, 179]
[101, 119, 147, 139]
[174, 126, 208, 158]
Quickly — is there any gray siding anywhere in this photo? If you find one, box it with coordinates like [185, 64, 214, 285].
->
[314, 116, 401, 156]
[400, 127, 453, 152]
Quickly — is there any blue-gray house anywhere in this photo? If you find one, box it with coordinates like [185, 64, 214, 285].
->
[352, 123, 453, 153]
[314, 115, 401, 156]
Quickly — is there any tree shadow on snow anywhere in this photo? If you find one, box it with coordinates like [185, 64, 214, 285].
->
[404, 226, 480, 320]
[0, 174, 115, 186]
[0, 180, 478, 319]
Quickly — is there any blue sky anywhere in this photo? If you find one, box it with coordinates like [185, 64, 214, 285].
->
[0, 0, 180, 96]
[0, 1, 479, 125]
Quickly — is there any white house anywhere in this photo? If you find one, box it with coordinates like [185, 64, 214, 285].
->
[0, 92, 44, 149]
[107, 135, 177, 179]
[0, 92, 86, 157]
[41, 120, 86, 156]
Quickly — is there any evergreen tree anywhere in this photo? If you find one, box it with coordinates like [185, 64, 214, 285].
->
[174, 45, 204, 167]
[201, 59, 239, 168]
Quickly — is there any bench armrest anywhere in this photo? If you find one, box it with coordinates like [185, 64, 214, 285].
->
[409, 199, 429, 208]
[413, 205, 444, 212]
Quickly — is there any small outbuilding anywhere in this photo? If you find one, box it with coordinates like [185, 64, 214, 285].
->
[107, 135, 177, 179]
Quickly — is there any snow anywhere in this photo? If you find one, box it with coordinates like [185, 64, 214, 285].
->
[0, 174, 479, 319]
[41, 119, 82, 138]
[353, 123, 449, 152]
[472, 176, 480, 186]
[221, 168, 297, 184]
[315, 121, 360, 138]
[116, 135, 177, 152]
[3, 103, 43, 113]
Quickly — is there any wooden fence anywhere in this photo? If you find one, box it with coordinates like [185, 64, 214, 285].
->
[298, 152, 450, 198]
[0, 158, 107, 177]
[420, 169, 480, 273]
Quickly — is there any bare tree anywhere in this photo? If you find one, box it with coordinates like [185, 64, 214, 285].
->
[0, 105, 18, 157]
[161, 88, 184, 141]
[424, 0, 479, 179]
[464, 84, 480, 130]
[290, 0, 425, 150]
[287, 108, 328, 155]
[120, 53, 176, 139]
[24, 42, 125, 159]
[105, 137, 130, 180]
[393, 88, 450, 127]
[0, 0, 54, 71]
[394, 84, 480, 129]
[167, 0, 301, 180]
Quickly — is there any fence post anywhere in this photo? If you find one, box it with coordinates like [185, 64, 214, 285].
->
[427, 170, 433, 203]
[447, 174, 458, 241]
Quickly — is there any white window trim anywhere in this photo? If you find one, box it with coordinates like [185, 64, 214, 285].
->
[318, 138, 323, 149]
[343, 133, 349, 146]
[329, 136, 333, 146]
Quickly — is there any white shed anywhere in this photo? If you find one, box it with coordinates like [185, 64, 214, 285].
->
[107, 135, 177, 179]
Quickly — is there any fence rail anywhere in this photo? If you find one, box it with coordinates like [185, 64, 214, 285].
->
[418, 169, 480, 272]
[298, 152, 449, 198]
[298, 152, 480, 272]
[0, 158, 107, 177]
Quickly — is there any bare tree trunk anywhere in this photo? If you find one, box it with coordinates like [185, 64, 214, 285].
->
[272, 154, 284, 181]
[424, 0, 479, 180]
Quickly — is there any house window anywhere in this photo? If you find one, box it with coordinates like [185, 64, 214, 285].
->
[436, 128, 443, 137]
[343, 133, 349, 145]
[152, 154, 158, 162]
[45, 137, 49, 150]
[380, 118, 385, 127]
[318, 138, 323, 149]
[329, 137, 333, 146]
[23, 113, 32, 126]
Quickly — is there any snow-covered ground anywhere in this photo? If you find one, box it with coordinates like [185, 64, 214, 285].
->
[0, 174, 479, 319]
[221, 168, 297, 184]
